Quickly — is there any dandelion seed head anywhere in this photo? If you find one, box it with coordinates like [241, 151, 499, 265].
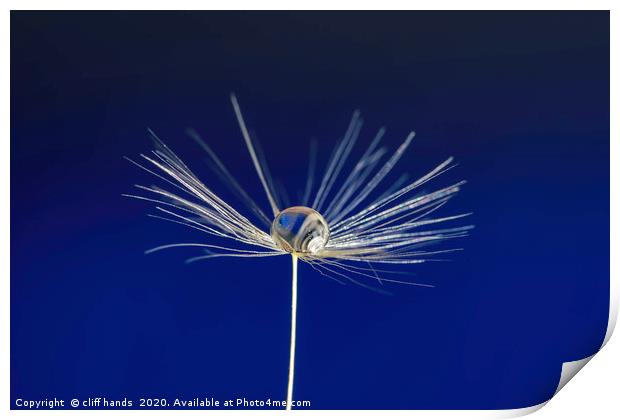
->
[125, 94, 475, 411]
[271, 206, 329, 256]
[126, 93, 473, 290]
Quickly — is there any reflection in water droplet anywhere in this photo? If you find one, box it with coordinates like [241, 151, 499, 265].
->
[271, 206, 330, 255]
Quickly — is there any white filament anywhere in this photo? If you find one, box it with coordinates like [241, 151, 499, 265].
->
[287, 254, 298, 411]
[230, 93, 280, 217]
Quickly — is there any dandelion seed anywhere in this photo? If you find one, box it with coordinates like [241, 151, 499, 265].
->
[126, 94, 472, 410]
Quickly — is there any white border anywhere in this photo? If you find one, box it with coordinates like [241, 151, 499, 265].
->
[2, 2, 616, 419]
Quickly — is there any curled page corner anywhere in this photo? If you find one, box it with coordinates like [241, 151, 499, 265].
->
[495, 278, 618, 419]
[554, 355, 595, 395]
[493, 353, 602, 418]
[495, 402, 547, 418]
[553, 270, 618, 397]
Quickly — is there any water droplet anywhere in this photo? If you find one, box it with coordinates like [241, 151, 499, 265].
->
[271, 206, 329, 255]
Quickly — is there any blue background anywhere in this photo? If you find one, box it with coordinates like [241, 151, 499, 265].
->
[11, 11, 609, 409]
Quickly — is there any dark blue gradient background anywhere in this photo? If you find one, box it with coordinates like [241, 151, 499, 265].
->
[11, 11, 609, 409]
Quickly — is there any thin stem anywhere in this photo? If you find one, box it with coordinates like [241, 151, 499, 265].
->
[286, 254, 298, 411]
